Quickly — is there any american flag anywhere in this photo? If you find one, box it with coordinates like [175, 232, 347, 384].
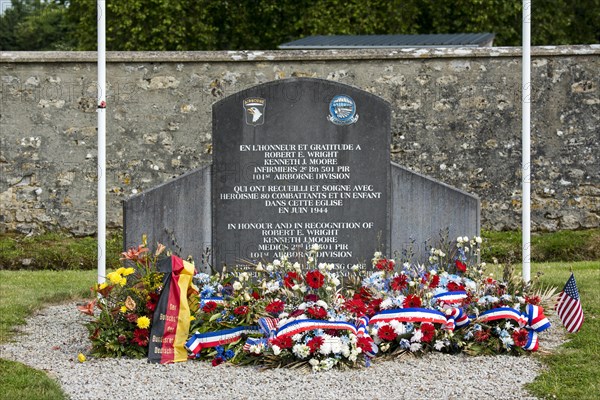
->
[555, 273, 584, 333]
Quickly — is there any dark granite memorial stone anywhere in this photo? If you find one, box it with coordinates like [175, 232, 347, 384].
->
[212, 78, 391, 274]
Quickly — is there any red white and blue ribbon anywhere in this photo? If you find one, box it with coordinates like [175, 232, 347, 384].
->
[275, 319, 358, 339]
[185, 326, 260, 355]
[433, 291, 468, 305]
[356, 316, 378, 357]
[200, 297, 227, 305]
[477, 305, 550, 351]
[242, 337, 267, 352]
[258, 317, 279, 338]
[369, 308, 449, 326]
[443, 307, 470, 331]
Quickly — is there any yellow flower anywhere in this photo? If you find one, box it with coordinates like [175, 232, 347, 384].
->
[119, 276, 127, 287]
[120, 306, 127, 313]
[190, 316, 196, 321]
[98, 282, 108, 290]
[136, 316, 151, 329]
[77, 353, 86, 363]
[122, 267, 135, 276]
[116, 267, 126, 275]
[107, 271, 122, 285]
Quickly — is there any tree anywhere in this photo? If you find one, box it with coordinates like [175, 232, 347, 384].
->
[2, 0, 598, 51]
[0, 0, 76, 51]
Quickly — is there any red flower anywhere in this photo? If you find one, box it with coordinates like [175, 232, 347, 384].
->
[202, 301, 218, 313]
[344, 299, 367, 316]
[356, 336, 375, 353]
[146, 300, 157, 312]
[290, 309, 305, 318]
[126, 313, 139, 323]
[455, 260, 467, 273]
[307, 336, 324, 353]
[233, 306, 249, 315]
[447, 281, 465, 292]
[131, 328, 149, 347]
[474, 329, 490, 342]
[403, 294, 422, 308]
[117, 334, 127, 344]
[306, 306, 328, 319]
[120, 245, 149, 261]
[366, 298, 382, 317]
[391, 275, 408, 291]
[376, 258, 395, 271]
[358, 287, 373, 302]
[265, 300, 285, 314]
[420, 322, 435, 343]
[512, 328, 529, 347]
[251, 291, 261, 300]
[377, 325, 397, 341]
[304, 294, 319, 302]
[429, 275, 440, 289]
[211, 356, 225, 366]
[306, 270, 325, 289]
[271, 335, 293, 349]
[284, 271, 300, 288]
[525, 295, 541, 305]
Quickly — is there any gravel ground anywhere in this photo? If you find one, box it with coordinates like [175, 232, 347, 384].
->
[0, 302, 565, 400]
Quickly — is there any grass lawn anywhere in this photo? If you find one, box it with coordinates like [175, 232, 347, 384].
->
[527, 261, 600, 400]
[0, 270, 96, 400]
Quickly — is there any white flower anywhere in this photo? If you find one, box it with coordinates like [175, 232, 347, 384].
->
[475, 236, 482, 244]
[331, 276, 340, 286]
[341, 344, 350, 358]
[380, 342, 391, 352]
[326, 286, 333, 292]
[232, 281, 242, 291]
[318, 263, 327, 271]
[319, 342, 332, 355]
[380, 298, 393, 310]
[308, 257, 314, 263]
[266, 264, 274, 272]
[481, 262, 487, 268]
[351, 264, 360, 271]
[434, 341, 445, 351]
[430, 269, 437, 275]
[309, 358, 319, 367]
[272, 345, 281, 355]
[411, 330, 423, 343]
[374, 251, 382, 258]
[292, 334, 303, 342]
[463, 236, 469, 242]
[281, 255, 288, 262]
[239, 272, 249, 282]
[316, 300, 328, 309]
[292, 344, 310, 358]
[409, 342, 422, 352]
[293, 262, 302, 271]
[327, 263, 335, 271]
[243, 293, 251, 301]
[330, 339, 342, 354]
[256, 263, 264, 272]
[273, 259, 281, 267]
[456, 236, 463, 243]
[311, 244, 321, 252]
[292, 284, 300, 291]
[464, 246, 470, 253]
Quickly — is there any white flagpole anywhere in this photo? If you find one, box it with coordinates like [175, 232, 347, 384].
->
[97, 0, 107, 284]
[522, 0, 531, 282]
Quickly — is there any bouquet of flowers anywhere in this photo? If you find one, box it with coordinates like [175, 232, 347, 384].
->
[78, 239, 166, 358]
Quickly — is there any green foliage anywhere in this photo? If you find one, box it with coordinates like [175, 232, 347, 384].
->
[0, 0, 76, 50]
[0, 231, 123, 271]
[482, 229, 600, 264]
[0, 359, 66, 400]
[2, 0, 599, 51]
[527, 261, 600, 399]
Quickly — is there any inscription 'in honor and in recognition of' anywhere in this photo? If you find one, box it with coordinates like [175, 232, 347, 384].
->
[212, 79, 391, 274]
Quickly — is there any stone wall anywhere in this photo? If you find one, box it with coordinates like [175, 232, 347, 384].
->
[1, 46, 598, 235]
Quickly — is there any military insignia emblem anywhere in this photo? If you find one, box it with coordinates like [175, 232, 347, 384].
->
[243, 97, 266, 126]
[328, 95, 359, 125]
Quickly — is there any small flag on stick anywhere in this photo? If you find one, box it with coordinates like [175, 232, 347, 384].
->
[555, 273, 584, 333]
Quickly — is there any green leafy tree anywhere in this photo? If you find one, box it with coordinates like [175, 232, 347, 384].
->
[0, 0, 75, 50]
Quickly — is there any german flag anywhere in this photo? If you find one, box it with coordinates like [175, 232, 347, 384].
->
[148, 255, 197, 363]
